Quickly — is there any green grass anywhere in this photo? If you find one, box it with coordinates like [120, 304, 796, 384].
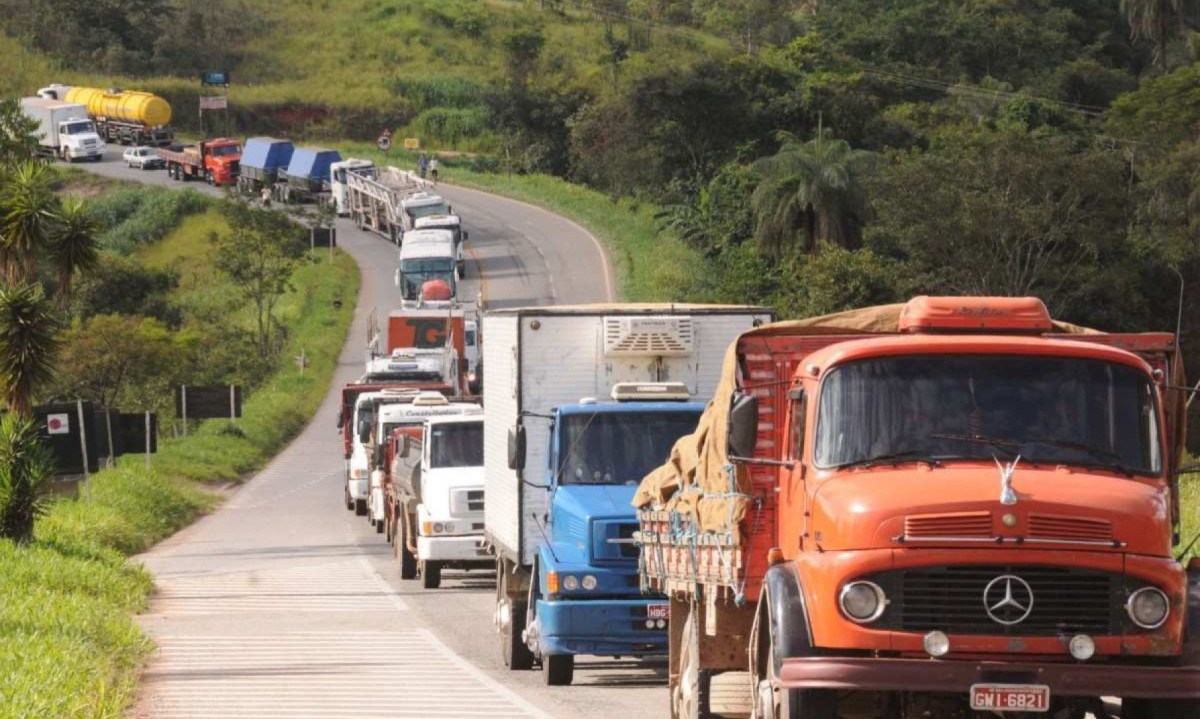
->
[0, 219, 359, 718]
[135, 207, 226, 284]
[1182, 461, 1199, 561]
[334, 141, 707, 302]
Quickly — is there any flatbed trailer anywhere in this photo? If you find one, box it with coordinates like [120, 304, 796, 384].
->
[346, 166, 426, 242]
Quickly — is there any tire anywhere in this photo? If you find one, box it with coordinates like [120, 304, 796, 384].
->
[374, 516, 384, 534]
[397, 513, 417, 579]
[422, 562, 441, 589]
[499, 562, 534, 670]
[345, 485, 353, 511]
[354, 498, 367, 516]
[205, 170, 213, 185]
[754, 606, 836, 719]
[544, 654, 574, 686]
[673, 603, 707, 719]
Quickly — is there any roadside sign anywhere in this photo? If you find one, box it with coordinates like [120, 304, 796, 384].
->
[311, 226, 336, 248]
[201, 71, 231, 86]
[199, 96, 228, 111]
[377, 134, 392, 152]
[403, 137, 420, 150]
[46, 413, 69, 435]
[175, 385, 243, 421]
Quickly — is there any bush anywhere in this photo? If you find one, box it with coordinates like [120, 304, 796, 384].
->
[410, 107, 490, 145]
[95, 188, 210, 255]
[389, 75, 483, 110]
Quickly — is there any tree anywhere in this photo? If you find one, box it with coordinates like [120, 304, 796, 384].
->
[0, 283, 60, 416]
[501, 27, 545, 86]
[52, 314, 181, 413]
[0, 99, 40, 168]
[210, 202, 306, 359]
[750, 130, 875, 255]
[0, 160, 56, 284]
[48, 197, 100, 308]
[0, 413, 54, 544]
[1120, 0, 1192, 70]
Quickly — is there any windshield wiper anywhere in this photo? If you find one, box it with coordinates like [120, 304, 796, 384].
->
[929, 433, 1020, 456]
[836, 450, 942, 470]
[1021, 438, 1140, 477]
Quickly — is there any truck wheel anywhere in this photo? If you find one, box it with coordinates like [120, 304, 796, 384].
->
[421, 562, 442, 589]
[753, 605, 836, 719]
[397, 514, 417, 579]
[544, 654, 574, 686]
[205, 170, 214, 185]
[345, 485, 353, 511]
[498, 562, 534, 670]
[354, 498, 367, 516]
[374, 516, 384, 534]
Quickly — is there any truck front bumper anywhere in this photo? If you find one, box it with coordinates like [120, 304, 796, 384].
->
[417, 534, 490, 563]
[533, 598, 667, 657]
[777, 656, 1200, 699]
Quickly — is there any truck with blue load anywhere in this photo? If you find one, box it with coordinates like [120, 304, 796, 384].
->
[237, 137, 294, 195]
[275, 147, 341, 204]
[482, 304, 773, 685]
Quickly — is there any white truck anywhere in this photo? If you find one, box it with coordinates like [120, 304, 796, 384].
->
[483, 304, 773, 683]
[395, 229, 460, 307]
[414, 214, 468, 277]
[19, 98, 105, 161]
[330, 158, 377, 216]
[383, 405, 488, 588]
[346, 388, 431, 515]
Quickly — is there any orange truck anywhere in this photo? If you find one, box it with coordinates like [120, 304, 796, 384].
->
[634, 296, 1198, 719]
[158, 138, 242, 185]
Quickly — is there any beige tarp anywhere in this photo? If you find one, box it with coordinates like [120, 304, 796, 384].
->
[632, 302, 1185, 536]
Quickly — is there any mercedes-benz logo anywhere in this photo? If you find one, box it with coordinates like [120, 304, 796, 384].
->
[983, 575, 1034, 625]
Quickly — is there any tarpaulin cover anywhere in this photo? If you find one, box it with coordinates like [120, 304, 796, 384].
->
[632, 301, 1187, 536]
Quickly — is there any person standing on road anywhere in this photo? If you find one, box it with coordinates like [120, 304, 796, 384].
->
[418, 154, 429, 179]
[429, 156, 439, 183]
[260, 185, 272, 207]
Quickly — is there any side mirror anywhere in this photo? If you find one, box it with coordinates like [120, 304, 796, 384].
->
[463, 230, 470, 241]
[508, 425, 526, 471]
[728, 392, 759, 459]
[393, 268, 400, 288]
[374, 444, 386, 468]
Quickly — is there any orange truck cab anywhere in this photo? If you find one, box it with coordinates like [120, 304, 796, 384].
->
[159, 138, 241, 185]
[636, 296, 1198, 719]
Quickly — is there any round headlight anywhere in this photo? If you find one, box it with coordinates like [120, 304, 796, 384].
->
[443, 522, 455, 533]
[1126, 587, 1169, 629]
[1068, 634, 1095, 661]
[923, 630, 950, 657]
[433, 522, 444, 534]
[562, 575, 580, 591]
[581, 575, 598, 591]
[839, 581, 887, 623]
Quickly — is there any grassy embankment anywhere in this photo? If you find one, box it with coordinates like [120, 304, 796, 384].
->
[0, 192, 359, 718]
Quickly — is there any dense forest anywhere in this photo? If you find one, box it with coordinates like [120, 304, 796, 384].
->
[2, 1, 1199, 412]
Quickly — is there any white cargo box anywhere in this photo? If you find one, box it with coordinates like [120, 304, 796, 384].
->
[482, 304, 773, 567]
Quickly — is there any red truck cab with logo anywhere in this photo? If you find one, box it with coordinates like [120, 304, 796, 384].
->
[637, 296, 1198, 719]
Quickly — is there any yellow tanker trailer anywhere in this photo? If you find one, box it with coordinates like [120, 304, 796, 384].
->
[38, 84, 174, 146]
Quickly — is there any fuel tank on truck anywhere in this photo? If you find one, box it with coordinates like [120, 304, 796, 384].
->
[56, 86, 172, 127]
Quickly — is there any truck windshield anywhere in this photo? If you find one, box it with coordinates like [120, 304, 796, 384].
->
[429, 422, 483, 468]
[556, 411, 701, 485]
[406, 203, 450, 221]
[63, 121, 94, 135]
[813, 355, 1162, 475]
[399, 259, 455, 300]
[210, 145, 240, 156]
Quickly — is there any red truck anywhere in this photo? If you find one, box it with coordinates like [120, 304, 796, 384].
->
[158, 138, 242, 185]
[635, 296, 1197, 719]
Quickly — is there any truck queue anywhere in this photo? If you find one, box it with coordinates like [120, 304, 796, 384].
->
[17, 82, 1199, 719]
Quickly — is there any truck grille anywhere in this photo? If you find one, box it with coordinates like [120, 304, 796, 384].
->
[874, 565, 1123, 636]
[450, 488, 484, 516]
[592, 521, 639, 563]
[466, 490, 484, 512]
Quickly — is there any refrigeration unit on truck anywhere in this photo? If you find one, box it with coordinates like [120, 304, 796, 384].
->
[633, 296, 1199, 719]
[483, 304, 774, 686]
[344, 164, 427, 241]
[159, 138, 241, 185]
[396, 230, 460, 307]
[276, 147, 341, 204]
[383, 404, 489, 589]
[237, 137, 294, 194]
[19, 98, 104, 161]
[38, 84, 174, 146]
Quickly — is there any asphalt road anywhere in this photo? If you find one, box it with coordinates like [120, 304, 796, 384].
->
[74, 151, 667, 719]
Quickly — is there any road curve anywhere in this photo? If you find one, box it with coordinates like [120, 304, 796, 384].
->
[71, 153, 665, 719]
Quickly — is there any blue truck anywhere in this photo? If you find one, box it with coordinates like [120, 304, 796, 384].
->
[275, 146, 341, 204]
[236, 137, 294, 195]
[482, 305, 773, 685]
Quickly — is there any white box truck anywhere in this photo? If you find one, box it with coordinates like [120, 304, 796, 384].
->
[482, 304, 773, 684]
[19, 98, 105, 161]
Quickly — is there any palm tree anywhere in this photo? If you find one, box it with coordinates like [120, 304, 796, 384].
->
[1121, 0, 1190, 70]
[0, 283, 60, 416]
[49, 197, 100, 308]
[750, 130, 874, 256]
[0, 160, 56, 284]
[0, 412, 55, 543]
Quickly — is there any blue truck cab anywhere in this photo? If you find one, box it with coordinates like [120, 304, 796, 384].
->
[523, 397, 704, 685]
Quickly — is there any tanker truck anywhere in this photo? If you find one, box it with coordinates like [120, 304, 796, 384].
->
[38, 84, 173, 146]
